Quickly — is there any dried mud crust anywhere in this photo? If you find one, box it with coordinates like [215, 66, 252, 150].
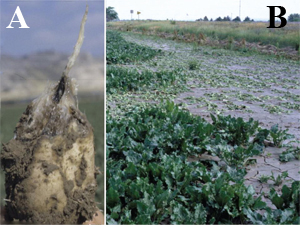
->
[1, 95, 97, 224]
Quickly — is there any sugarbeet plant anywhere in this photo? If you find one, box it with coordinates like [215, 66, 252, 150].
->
[1, 5, 98, 224]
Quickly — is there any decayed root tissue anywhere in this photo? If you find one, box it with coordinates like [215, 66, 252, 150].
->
[1, 5, 98, 224]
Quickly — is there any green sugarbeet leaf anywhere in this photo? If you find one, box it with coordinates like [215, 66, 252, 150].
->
[135, 214, 152, 224]
[270, 188, 284, 209]
[107, 187, 120, 208]
[194, 203, 207, 224]
[170, 201, 191, 224]
[252, 196, 267, 210]
[154, 190, 170, 209]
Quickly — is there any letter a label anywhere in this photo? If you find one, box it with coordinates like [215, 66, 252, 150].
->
[6, 6, 30, 28]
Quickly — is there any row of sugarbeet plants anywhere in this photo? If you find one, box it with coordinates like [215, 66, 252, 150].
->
[106, 30, 162, 65]
[106, 30, 299, 224]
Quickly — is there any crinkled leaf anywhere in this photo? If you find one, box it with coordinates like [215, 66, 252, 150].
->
[194, 203, 207, 224]
[270, 188, 284, 209]
[107, 187, 120, 208]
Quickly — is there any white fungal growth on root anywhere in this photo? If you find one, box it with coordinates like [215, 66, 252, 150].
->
[19, 5, 88, 138]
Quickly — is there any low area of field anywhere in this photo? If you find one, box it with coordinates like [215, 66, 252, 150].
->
[106, 29, 299, 224]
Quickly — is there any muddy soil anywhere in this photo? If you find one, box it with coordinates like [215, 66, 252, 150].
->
[1, 76, 97, 224]
[111, 32, 300, 207]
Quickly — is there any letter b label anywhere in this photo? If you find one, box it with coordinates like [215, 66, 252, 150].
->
[267, 6, 287, 28]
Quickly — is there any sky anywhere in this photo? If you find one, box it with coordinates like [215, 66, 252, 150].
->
[0, 0, 104, 57]
[107, 0, 300, 21]
[0, 0, 298, 56]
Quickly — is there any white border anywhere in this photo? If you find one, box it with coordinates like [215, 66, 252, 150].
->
[103, 0, 107, 224]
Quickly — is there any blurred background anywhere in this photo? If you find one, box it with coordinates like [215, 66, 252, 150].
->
[0, 0, 105, 215]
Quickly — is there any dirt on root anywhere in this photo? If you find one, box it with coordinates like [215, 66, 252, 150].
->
[0, 77, 97, 224]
